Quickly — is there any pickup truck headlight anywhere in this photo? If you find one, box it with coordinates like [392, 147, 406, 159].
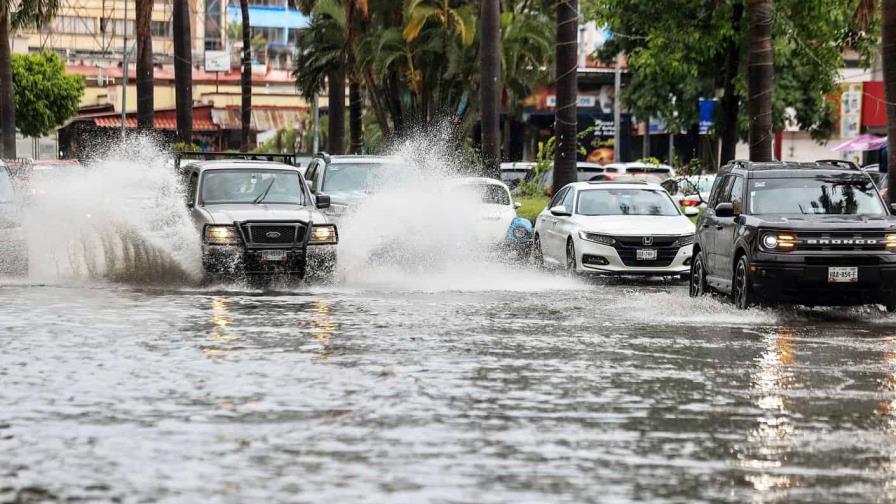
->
[310, 224, 338, 244]
[886, 234, 896, 251]
[205, 225, 241, 245]
[760, 232, 796, 252]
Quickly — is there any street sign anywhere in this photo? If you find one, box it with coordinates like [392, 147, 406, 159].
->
[204, 50, 230, 72]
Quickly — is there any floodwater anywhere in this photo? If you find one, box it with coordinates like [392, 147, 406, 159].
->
[3, 274, 896, 503]
[4, 137, 896, 502]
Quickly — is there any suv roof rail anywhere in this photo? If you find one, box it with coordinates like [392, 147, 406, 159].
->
[815, 159, 860, 171]
[173, 151, 300, 171]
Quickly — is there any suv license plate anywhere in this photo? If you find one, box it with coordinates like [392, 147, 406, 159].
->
[828, 267, 858, 283]
[636, 249, 657, 261]
[261, 250, 287, 262]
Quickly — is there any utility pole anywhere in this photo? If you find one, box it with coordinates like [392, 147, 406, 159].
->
[613, 53, 622, 162]
[121, 0, 129, 140]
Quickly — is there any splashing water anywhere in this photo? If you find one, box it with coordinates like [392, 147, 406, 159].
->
[21, 136, 201, 285]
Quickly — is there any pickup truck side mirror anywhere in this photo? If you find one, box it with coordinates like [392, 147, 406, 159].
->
[889, 202, 896, 214]
[714, 202, 735, 218]
[315, 193, 331, 209]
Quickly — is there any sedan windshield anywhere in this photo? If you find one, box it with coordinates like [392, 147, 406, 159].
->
[749, 177, 884, 215]
[201, 170, 304, 205]
[449, 183, 511, 205]
[577, 189, 680, 216]
[322, 163, 406, 195]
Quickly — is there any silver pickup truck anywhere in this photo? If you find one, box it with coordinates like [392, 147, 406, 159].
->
[181, 158, 337, 282]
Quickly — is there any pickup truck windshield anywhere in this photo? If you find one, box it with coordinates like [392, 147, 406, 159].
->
[577, 189, 680, 216]
[201, 170, 305, 205]
[749, 178, 884, 215]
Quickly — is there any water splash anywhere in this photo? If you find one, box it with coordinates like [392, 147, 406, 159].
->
[21, 136, 201, 285]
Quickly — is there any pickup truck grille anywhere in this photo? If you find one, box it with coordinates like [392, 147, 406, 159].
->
[610, 235, 687, 267]
[795, 232, 888, 251]
[239, 222, 306, 246]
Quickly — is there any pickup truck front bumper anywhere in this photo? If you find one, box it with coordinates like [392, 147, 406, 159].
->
[203, 244, 336, 275]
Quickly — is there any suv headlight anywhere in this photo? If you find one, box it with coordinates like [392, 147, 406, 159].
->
[310, 224, 338, 244]
[205, 225, 241, 245]
[759, 231, 796, 252]
[579, 232, 616, 246]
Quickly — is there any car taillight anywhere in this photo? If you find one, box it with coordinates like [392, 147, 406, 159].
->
[680, 199, 701, 207]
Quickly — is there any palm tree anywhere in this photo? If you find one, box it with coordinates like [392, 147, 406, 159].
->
[552, 0, 577, 194]
[349, 81, 363, 153]
[240, 0, 251, 152]
[479, 0, 500, 178]
[136, 0, 154, 129]
[173, 0, 193, 144]
[884, 0, 896, 202]
[746, 0, 773, 162]
[0, 0, 61, 157]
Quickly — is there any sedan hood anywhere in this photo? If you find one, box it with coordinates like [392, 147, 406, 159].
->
[575, 215, 696, 236]
[200, 204, 326, 225]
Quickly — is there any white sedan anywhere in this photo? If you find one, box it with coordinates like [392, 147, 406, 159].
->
[533, 181, 696, 277]
[448, 177, 534, 258]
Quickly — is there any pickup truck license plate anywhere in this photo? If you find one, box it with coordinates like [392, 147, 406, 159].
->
[636, 249, 657, 261]
[828, 267, 858, 283]
[261, 250, 287, 262]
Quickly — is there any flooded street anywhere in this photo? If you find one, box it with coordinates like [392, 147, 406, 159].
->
[4, 273, 896, 503]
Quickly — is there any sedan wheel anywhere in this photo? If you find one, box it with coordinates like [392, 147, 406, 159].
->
[532, 234, 545, 268]
[732, 256, 752, 309]
[566, 239, 577, 272]
[689, 254, 707, 297]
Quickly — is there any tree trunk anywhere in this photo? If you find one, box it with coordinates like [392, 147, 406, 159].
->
[719, 2, 744, 167]
[0, 14, 16, 158]
[884, 1, 896, 202]
[364, 68, 391, 137]
[503, 113, 512, 162]
[136, 0, 154, 130]
[349, 81, 363, 154]
[553, 0, 578, 194]
[747, 0, 773, 162]
[239, 0, 251, 152]
[327, 71, 345, 154]
[173, 0, 193, 144]
[480, 0, 501, 178]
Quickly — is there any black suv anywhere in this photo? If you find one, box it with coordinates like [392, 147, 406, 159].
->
[689, 160, 896, 310]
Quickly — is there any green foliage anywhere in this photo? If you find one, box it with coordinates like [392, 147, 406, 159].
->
[173, 141, 199, 152]
[11, 52, 84, 137]
[518, 127, 596, 197]
[635, 156, 662, 166]
[585, 0, 880, 141]
[515, 194, 549, 224]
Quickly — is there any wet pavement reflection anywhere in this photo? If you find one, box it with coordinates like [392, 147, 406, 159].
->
[2, 278, 896, 503]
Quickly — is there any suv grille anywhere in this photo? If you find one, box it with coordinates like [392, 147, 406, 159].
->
[240, 223, 306, 246]
[795, 232, 888, 251]
[611, 235, 687, 267]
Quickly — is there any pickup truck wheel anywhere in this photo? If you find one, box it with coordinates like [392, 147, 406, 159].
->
[689, 254, 707, 297]
[732, 256, 752, 309]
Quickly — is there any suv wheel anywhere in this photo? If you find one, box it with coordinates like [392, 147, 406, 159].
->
[689, 254, 707, 297]
[566, 239, 577, 272]
[732, 256, 753, 309]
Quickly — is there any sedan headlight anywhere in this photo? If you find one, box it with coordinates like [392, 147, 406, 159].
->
[310, 224, 338, 244]
[674, 234, 695, 247]
[579, 232, 616, 246]
[205, 225, 241, 245]
[759, 231, 796, 252]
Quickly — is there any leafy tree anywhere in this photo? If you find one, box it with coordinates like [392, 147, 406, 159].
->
[586, 0, 880, 167]
[1, 0, 62, 156]
[11, 52, 84, 138]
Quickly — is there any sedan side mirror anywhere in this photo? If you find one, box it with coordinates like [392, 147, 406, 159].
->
[714, 202, 735, 218]
[315, 193, 331, 209]
[683, 206, 699, 217]
[549, 205, 571, 217]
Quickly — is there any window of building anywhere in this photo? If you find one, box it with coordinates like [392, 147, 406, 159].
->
[101, 18, 136, 35]
[151, 20, 172, 37]
[49, 16, 96, 34]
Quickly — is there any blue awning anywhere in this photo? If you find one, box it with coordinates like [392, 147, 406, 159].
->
[226, 4, 309, 30]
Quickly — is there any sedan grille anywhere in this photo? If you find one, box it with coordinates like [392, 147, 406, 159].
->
[610, 235, 689, 267]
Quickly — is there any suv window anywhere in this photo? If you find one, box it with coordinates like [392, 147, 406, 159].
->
[187, 172, 199, 204]
[716, 175, 736, 204]
[730, 176, 745, 214]
[707, 175, 727, 207]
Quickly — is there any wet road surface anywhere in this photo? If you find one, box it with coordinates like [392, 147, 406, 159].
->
[3, 272, 896, 503]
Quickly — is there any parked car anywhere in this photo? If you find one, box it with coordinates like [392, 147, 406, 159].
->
[690, 159, 896, 310]
[447, 177, 533, 259]
[0, 161, 27, 275]
[500, 162, 535, 189]
[601, 162, 676, 180]
[662, 174, 717, 209]
[532, 180, 696, 277]
[303, 154, 409, 218]
[180, 157, 337, 282]
[523, 162, 613, 194]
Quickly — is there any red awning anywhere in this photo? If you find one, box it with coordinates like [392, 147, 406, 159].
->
[92, 115, 218, 131]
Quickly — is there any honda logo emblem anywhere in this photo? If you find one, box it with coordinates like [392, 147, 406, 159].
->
[266, 231, 282, 239]
[642, 236, 653, 246]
